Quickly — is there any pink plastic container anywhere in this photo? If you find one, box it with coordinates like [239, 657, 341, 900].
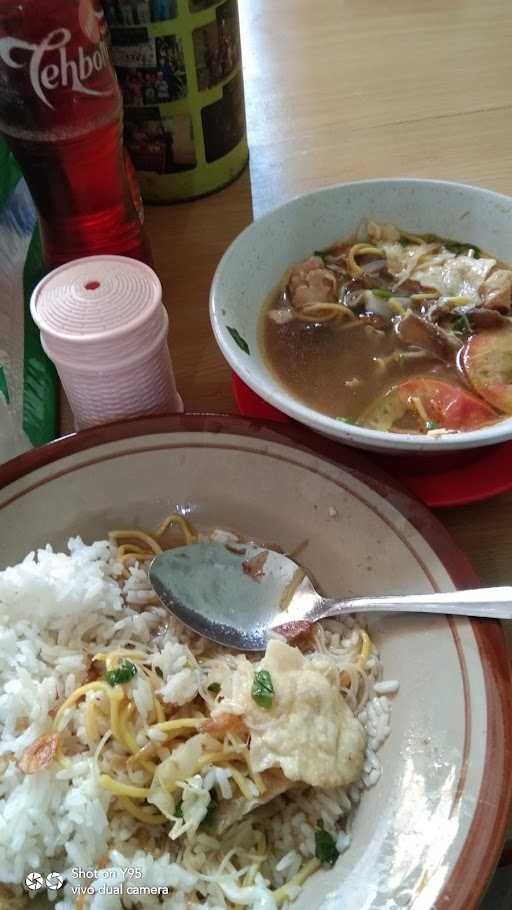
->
[30, 256, 183, 429]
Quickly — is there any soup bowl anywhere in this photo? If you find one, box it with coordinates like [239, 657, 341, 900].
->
[210, 178, 512, 454]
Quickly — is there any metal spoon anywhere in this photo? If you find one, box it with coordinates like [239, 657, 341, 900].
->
[149, 542, 512, 651]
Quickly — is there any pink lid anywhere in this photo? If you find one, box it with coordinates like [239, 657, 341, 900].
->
[30, 255, 165, 369]
[29, 256, 183, 428]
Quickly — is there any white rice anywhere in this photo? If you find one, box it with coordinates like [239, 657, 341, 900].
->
[0, 538, 397, 909]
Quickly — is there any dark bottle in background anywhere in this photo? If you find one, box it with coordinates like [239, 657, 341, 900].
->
[0, 0, 151, 268]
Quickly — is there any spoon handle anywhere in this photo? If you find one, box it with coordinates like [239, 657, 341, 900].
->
[320, 587, 512, 621]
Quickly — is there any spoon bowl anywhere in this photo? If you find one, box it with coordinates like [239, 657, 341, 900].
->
[149, 542, 512, 651]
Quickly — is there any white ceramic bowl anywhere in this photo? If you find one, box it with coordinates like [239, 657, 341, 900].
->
[210, 178, 512, 454]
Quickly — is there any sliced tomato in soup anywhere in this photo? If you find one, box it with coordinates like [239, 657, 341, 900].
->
[397, 377, 498, 431]
[462, 329, 512, 415]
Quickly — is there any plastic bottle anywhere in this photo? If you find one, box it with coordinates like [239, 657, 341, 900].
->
[0, 0, 151, 268]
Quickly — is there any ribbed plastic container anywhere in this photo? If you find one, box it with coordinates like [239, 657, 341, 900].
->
[30, 255, 183, 429]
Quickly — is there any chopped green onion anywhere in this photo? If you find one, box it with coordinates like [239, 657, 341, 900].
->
[175, 799, 183, 818]
[399, 236, 409, 247]
[252, 670, 274, 710]
[315, 821, 339, 866]
[445, 240, 481, 258]
[104, 660, 137, 687]
[370, 288, 393, 299]
[452, 314, 472, 337]
[426, 420, 440, 431]
[402, 233, 481, 258]
[226, 326, 250, 355]
[313, 249, 327, 260]
[207, 682, 221, 695]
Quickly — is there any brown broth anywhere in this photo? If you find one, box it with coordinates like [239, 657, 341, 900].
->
[259, 225, 512, 433]
[261, 310, 458, 423]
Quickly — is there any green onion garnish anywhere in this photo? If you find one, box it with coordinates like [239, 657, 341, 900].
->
[315, 821, 339, 866]
[104, 660, 137, 687]
[252, 670, 274, 710]
[226, 326, 250, 355]
[370, 288, 393, 299]
[445, 240, 481, 258]
[453, 314, 472, 337]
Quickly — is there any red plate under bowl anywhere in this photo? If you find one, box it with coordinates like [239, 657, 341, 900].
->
[232, 374, 512, 508]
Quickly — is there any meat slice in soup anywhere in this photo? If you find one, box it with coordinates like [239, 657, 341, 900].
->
[262, 221, 512, 434]
[394, 312, 461, 362]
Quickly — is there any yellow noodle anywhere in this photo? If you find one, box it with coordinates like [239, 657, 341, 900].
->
[151, 717, 205, 733]
[295, 302, 354, 323]
[340, 630, 374, 684]
[241, 747, 266, 795]
[410, 291, 439, 302]
[108, 687, 126, 747]
[356, 630, 372, 671]
[413, 251, 437, 272]
[126, 741, 159, 770]
[249, 768, 266, 796]
[399, 230, 427, 245]
[109, 529, 162, 555]
[273, 858, 322, 903]
[228, 766, 255, 801]
[55, 742, 72, 769]
[153, 696, 165, 724]
[154, 513, 198, 544]
[93, 649, 148, 665]
[116, 704, 156, 775]
[119, 552, 153, 570]
[54, 681, 110, 731]
[118, 702, 138, 753]
[85, 697, 100, 744]
[99, 774, 150, 799]
[140, 663, 166, 693]
[410, 395, 429, 425]
[388, 297, 406, 315]
[116, 544, 148, 558]
[194, 750, 242, 773]
[117, 796, 166, 825]
[347, 243, 385, 277]
[442, 295, 473, 307]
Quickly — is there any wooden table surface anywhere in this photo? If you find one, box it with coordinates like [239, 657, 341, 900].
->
[144, 0, 512, 585]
